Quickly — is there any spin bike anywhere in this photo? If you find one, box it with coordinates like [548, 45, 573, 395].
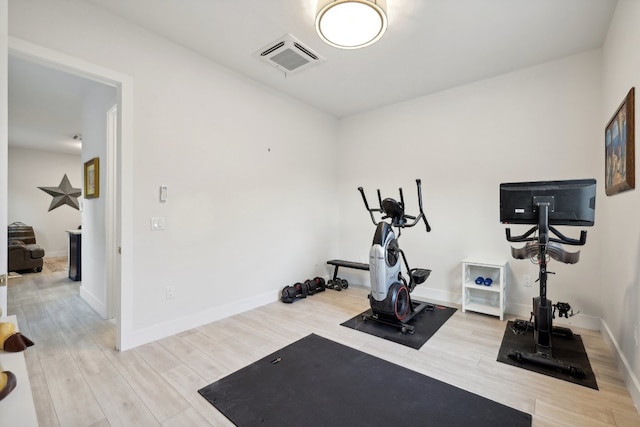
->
[504, 197, 591, 378]
[358, 179, 432, 334]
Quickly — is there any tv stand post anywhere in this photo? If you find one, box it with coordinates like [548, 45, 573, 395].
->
[534, 202, 552, 355]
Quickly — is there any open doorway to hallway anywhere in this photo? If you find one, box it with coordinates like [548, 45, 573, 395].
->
[7, 50, 118, 345]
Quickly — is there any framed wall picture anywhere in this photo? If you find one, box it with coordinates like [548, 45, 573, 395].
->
[605, 87, 635, 196]
[84, 157, 100, 199]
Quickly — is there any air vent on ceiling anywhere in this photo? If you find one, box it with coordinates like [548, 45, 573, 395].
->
[254, 34, 324, 76]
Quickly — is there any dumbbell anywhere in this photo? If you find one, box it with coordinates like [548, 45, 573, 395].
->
[305, 277, 326, 294]
[294, 282, 308, 297]
[313, 277, 326, 291]
[280, 282, 307, 303]
[474, 276, 493, 286]
[281, 286, 297, 303]
[303, 280, 316, 296]
[327, 278, 348, 291]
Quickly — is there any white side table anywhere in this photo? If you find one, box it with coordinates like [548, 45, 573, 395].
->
[461, 259, 507, 320]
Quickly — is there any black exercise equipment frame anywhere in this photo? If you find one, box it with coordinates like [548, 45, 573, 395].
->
[505, 202, 588, 378]
[358, 179, 433, 334]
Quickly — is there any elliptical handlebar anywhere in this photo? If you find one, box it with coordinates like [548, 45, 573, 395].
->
[358, 186, 380, 226]
[359, 179, 431, 232]
[416, 179, 432, 232]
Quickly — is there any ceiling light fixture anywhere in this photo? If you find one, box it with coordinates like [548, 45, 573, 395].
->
[315, 0, 387, 49]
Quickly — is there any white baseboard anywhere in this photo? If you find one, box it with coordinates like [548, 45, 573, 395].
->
[600, 320, 640, 412]
[79, 286, 107, 318]
[127, 289, 279, 349]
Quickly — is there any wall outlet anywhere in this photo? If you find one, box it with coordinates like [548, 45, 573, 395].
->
[166, 286, 175, 300]
[523, 274, 532, 287]
[151, 217, 165, 230]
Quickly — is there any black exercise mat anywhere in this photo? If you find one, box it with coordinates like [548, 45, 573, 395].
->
[497, 320, 598, 390]
[199, 334, 531, 427]
[341, 301, 456, 349]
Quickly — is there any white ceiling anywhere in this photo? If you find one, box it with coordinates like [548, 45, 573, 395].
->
[9, 0, 618, 153]
[8, 54, 108, 155]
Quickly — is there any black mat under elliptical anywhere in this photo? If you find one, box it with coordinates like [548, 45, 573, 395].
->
[497, 320, 598, 390]
[199, 334, 531, 427]
[341, 301, 456, 349]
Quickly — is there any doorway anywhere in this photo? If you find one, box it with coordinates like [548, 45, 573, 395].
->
[7, 38, 131, 349]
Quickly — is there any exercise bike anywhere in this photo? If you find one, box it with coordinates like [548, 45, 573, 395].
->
[500, 179, 596, 378]
[358, 179, 432, 334]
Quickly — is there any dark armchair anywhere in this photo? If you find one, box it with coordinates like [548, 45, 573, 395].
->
[8, 222, 45, 273]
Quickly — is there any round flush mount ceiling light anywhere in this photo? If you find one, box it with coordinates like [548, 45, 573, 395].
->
[316, 0, 388, 49]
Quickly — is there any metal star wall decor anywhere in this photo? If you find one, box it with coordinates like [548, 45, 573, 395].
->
[38, 174, 82, 211]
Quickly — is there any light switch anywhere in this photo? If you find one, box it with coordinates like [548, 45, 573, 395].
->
[151, 217, 165, 230]
[160, 185, 168, 202]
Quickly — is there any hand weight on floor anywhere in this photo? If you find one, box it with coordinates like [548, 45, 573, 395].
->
[281, 278, 327, 303]
[305, 277, 326, 293]
[327, 278, 348, 291]
[313, 277, 326, 290]
[281, 286, 298, 303]
[280, 282, 308, 303]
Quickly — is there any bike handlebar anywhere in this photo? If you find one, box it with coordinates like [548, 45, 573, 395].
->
[505, 226, 587, 246]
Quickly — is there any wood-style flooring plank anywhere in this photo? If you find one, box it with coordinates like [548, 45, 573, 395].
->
[160, 364, 234, 426]
[161, 407, 213, 427]
[6, 260, 640, 426]
[105, 346, 192, 422]
[27, 372, 60, 427]
[39, 353, 105, 427]
[74, 348, 161, 427]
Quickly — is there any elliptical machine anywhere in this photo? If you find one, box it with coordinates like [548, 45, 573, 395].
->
[358, 179, 432, 334]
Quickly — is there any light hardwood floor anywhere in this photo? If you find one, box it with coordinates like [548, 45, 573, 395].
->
[6, 259, 640, 426]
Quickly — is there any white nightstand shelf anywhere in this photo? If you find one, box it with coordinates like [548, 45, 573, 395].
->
[461, 259, 507, 320]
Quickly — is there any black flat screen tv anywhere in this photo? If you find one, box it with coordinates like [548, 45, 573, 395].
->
[500, 179, 596, 226]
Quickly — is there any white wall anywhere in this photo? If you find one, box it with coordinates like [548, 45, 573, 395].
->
[337, 50, 603, 329]
[80, 84, 116, 317]
[601, 0, 640, 409]
[8, 146, 81, 257]
[8, 0, 339, 345]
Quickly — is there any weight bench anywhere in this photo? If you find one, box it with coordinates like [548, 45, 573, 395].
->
[326, 259, 369, 290]
[327, 259, 369, 280]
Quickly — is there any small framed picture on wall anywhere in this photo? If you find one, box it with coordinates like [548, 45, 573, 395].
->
[84, 157, 100, 199]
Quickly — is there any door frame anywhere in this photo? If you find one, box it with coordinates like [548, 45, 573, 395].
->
[7, 37, 134, 350]
[106, 104, 119, 321]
